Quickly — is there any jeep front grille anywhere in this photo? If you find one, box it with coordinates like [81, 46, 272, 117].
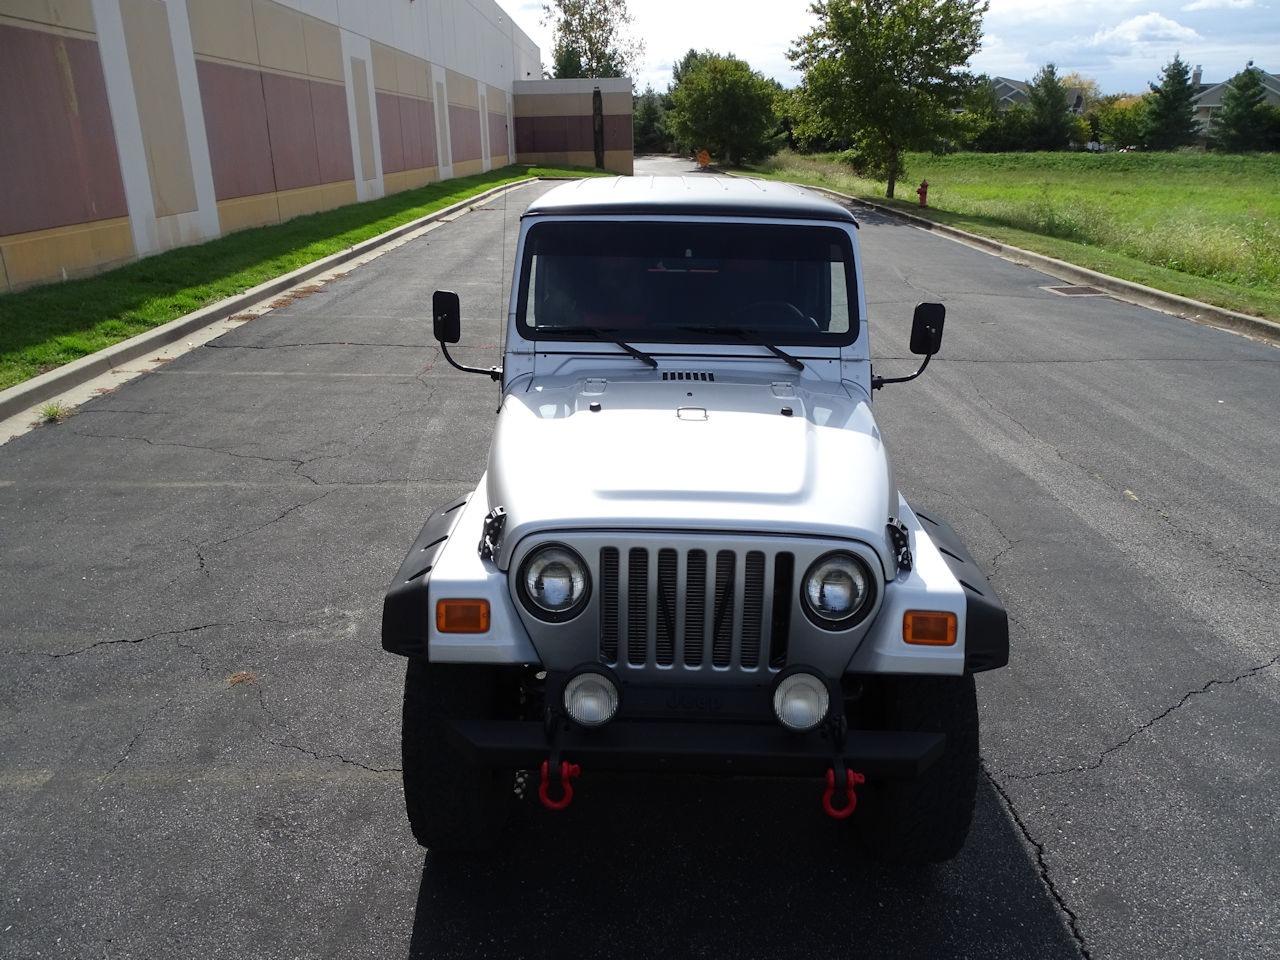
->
[598, 545, 793, 672]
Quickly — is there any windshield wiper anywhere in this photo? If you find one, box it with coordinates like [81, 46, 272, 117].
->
[679, 325, 805, 371]
[540, 326, 658, 368]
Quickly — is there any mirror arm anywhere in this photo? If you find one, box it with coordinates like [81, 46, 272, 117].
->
[440, 342, 502, 382]
[871, 352, 931, 391]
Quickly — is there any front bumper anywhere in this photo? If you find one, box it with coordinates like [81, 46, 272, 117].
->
[447, 718, 944, 779]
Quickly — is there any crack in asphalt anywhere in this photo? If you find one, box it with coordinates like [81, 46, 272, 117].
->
[254, 688, 400, 775]
[101, 693, 180, 784]
[207, 491, 332, 547]
[1006, 652, 1280, 781]
[982, 759, 1093, 959]
[45, 618, 281, 659]
[68, 430, 325, 483]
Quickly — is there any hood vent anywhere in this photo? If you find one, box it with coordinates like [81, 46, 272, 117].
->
[662, 371, 715, 381]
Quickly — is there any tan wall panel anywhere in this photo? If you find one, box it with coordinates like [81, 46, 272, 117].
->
[121, 0, 197, 217]
[514, 91, 632, 118]
[216, 192, 279, 232]
[395, 49, 424, 98]
[383, 166, 436, 195]
[451, 157, 483, 177]
[275, 179, 355, 220]
[445, 69, 477, 108]
[370, 39, 395, 93]
[301, 14, 340, 82]
[489, 153, 507, 168]
[486, 85, 506, 114]
[349, 55, 375, 182]
[185, 0, 257, 64]
[251, 0, 305, 76]
[0, 0, 96, 34]
[0, 248, 9, 292]
[0, 216, 133, 289]
[604, 148, 632, 175]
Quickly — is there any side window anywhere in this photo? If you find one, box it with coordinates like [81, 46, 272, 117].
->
[829, 261, 852, 333]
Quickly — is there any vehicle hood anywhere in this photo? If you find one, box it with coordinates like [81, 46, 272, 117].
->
[487, 373, 894, 569]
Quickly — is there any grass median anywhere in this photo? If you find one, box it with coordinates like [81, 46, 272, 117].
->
[0, 164, 605, 391]
[749, 151, 1280, 320]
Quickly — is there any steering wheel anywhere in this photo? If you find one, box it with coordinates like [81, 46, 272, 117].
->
[732, 301, 820, 330]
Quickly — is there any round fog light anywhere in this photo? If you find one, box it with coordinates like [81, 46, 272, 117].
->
[563, 672, 619, 727]
[773, 673, 830, 732]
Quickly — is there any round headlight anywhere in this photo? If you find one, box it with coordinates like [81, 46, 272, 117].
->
[772, 672, 830, 732]
[802, 552, 872, 627]
[520, 545, 590, 620]
[564, 670, 619, 727]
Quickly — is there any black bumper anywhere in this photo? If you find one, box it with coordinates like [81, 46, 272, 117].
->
[449, 719, 945, 779]
[915, 509, 1010, 673]
[381, 495, 470, 657]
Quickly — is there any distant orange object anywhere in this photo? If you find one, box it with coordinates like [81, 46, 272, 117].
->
[696, 149, 711, 169]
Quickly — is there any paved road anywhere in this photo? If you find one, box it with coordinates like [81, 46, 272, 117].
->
[2, 159, 1277, 959]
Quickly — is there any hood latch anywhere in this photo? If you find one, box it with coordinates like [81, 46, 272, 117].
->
[478, 506, 507, 561]
[887, 519, 913, 573]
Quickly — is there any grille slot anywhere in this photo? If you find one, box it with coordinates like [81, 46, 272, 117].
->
[626, 548, 648, 665]
[769, 552, 794, 668]
[661, 371, 715, 381]
[712, 551, 736, 667]
[741, 551, 765, 668]
[599, 547, 619, 663]
[685, 549, 707, 666]
[656, 549, 678, 665]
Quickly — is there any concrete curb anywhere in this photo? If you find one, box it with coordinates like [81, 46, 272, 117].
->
[0, 176, 547, 422]
[795, 182, 1280, 345]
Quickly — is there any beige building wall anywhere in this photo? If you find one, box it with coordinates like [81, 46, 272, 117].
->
[513, 77, 634, 176]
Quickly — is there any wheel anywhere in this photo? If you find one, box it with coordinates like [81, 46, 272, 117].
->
[401, 659, 519, 853]
[852, 674, 979, 864]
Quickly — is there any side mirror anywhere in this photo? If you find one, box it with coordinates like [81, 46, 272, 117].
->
[909, 302, 945, 356]
[432, 290, 460, 344]
[872, 302, 946, 391]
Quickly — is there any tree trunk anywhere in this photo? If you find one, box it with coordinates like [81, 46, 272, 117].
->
[886, 145, 898, 199]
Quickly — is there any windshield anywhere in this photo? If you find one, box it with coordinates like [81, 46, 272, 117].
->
[515, 220, 859, 347]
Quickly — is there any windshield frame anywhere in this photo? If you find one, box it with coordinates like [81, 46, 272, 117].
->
[512, 216, 862, 349]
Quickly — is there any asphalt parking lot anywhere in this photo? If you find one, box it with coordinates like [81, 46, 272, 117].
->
[2, 159, 1277, 959]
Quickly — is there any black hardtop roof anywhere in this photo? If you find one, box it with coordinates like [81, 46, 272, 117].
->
[523, 175, 859, 225]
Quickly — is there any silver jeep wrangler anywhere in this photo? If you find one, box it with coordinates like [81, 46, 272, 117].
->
[382, 176, 1008, 863]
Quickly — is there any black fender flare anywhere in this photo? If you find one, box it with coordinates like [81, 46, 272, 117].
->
[381, 495, 470, 657]
[914, 509, 1010, 673]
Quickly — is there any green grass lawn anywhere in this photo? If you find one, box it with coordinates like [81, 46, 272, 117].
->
[750, 151, 1280, 320]
[0, 164, 604, 391]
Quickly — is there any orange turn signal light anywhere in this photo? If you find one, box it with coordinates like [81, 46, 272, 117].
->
[903, 610, 957, 646]
[436, 599, 490, 634]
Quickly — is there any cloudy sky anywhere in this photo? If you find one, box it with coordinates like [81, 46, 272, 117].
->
[510, 0, 1277, 95]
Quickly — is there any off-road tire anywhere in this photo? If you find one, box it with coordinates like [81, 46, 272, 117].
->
[852, 674, 979, 864]
[401, 659, 518, 853]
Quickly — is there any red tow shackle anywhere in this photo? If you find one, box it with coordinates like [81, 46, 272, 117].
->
[538, 760, 581, 811]
[822, 767, 866, 820]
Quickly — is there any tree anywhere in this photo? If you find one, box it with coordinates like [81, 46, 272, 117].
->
[790, 0, 987, 198]
[666, 54, 779, 164]
[672, 49, 713, 86]
[1060, 71, 1102, 113]
[1026, 63, 1072, 150]
[1210, 66, 1273, 152]
[1097, 95, 1149, 149]
[633, 86, 670, 153]
[542, 0, 643, 79]
[1144, 54, 1200, 150]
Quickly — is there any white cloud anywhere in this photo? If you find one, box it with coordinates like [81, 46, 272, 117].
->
[1089, 12, 1200, 47]
[1182, 0, 1254, 9]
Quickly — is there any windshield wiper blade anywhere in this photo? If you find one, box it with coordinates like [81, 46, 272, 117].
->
[540, 326, 659, 368]
[679, 325, 805, 371]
